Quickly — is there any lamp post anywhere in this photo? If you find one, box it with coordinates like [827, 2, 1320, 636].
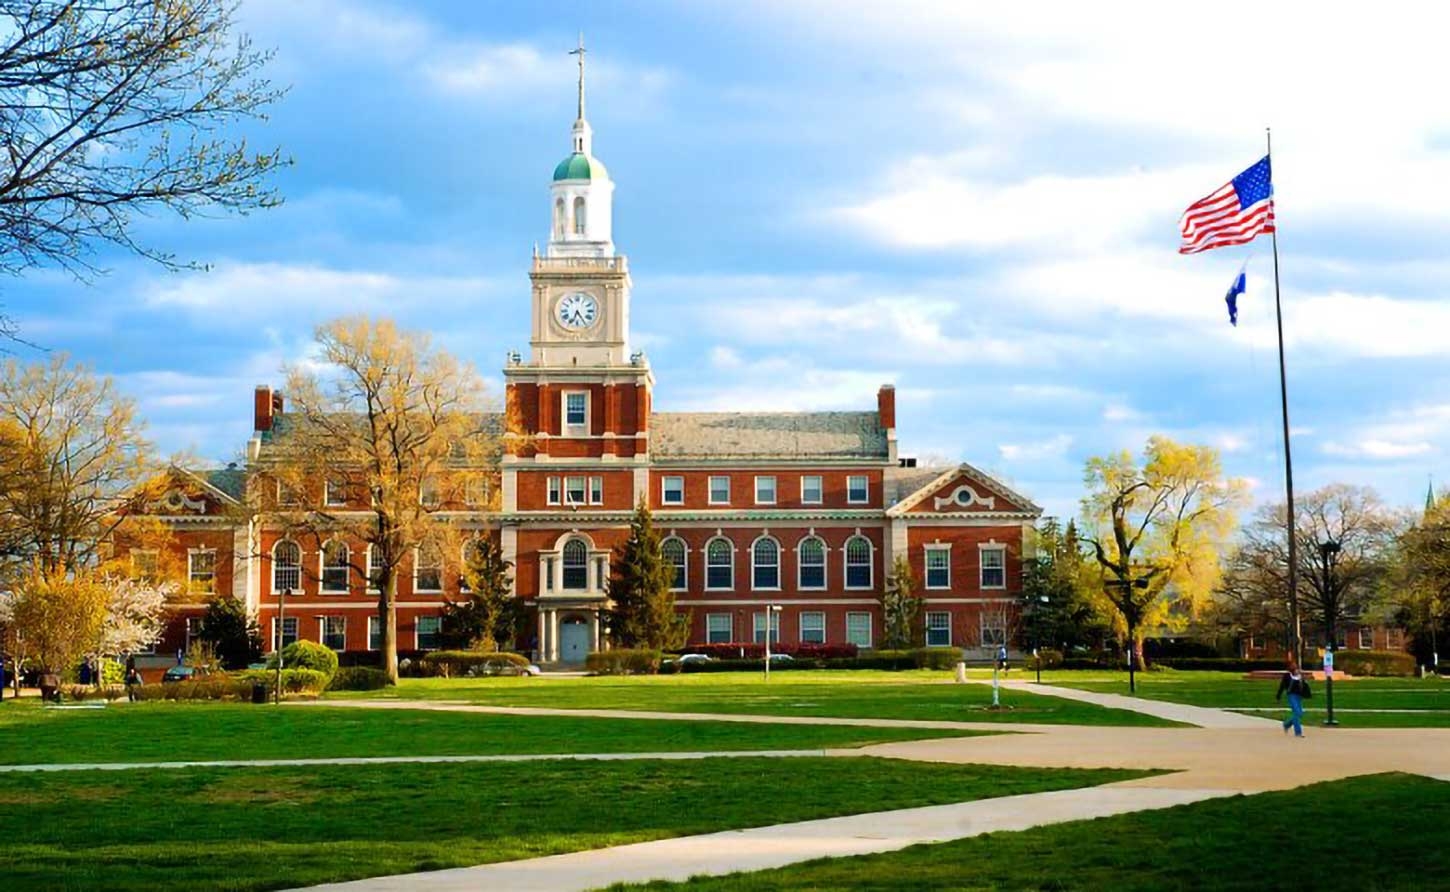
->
[1104, 571, 1152, 694]
[1033, 594, 1049, 685]
[1319, 540, 1341, 727]
[274, 586, 290, 705]
[763, 604, 782, 682]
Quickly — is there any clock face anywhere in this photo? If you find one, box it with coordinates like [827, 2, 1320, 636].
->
[556, 292, 599, 329]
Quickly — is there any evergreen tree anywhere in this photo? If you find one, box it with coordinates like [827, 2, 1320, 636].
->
[440, 539, 518, 651]
[608, 500, 688, 650]
[196, 597, 262, 670]
[1021, 518, 1109, 653]
[880, 555, 923, 649]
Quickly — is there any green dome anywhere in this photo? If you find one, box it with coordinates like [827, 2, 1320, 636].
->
[553, 152, 607, 181]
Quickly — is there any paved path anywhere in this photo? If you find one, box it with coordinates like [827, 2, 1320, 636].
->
[976, 679, 1277, 729]
[301, 785, 1230, 892]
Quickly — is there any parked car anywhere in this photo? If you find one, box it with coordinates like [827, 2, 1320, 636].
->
[161, 665, 213, 683]
[668, 653, 713, 665]
[767, 653, 794, 663]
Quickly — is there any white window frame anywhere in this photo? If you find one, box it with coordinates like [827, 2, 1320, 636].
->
[1358, 627, 1374, 649]
[800, 611, 826, 644]
[847, 475, 869, 505]
[925, 611, 952, 647]
[271, 616, 299, 651]
[562, 390, 589, 434]
[706, 613, 733, 644]
[367, 615, 381, 651]
[751, 536, 781, 591]
[188, 548, 217, 595]
[705, 537, 734, 591]
[130, 549, 160, 579]
[365, 545, 380, 593]
[800, 475, 823, 505]
[272, 540, 302, 594]
[980, 612, 1006, 647]
[276, 479, 301, 508]
[924, 544, 951, 590]
[547, 476, 561, 505]
[846, 612, 873, 648]
[753, 610, 781, 645]
[661, 536, 688, 591]
[564, 475, 587, 506]
[797, 536, 827, 590]
[464, 475, 488, 508]
[661, 476, 685, 505]
[413, 545, 443, 593]
[754, 475, 777, 505]
[561, 538, 590, 590]
[708, 475, 731, 505]
[980, 545, 1007, 590]
[324, 477, 349, 507]
[589, 476, 603, 505]
[320, 540, 350, 594]
[321, 615, 347, 651]
[415, 615, 442, 651]
[844, 535, 874, 590]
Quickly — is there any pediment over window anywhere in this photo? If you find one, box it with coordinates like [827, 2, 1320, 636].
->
[888, 464, 1040, 518]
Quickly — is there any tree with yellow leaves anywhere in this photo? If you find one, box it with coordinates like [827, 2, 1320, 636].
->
[1079, 436, 1246, 690]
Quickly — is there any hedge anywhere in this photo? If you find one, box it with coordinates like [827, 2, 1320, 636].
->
[586, 649, 662, 675]
[1332, 649, 1416, 677]
[326, 666, 392, 691]
[235, 668, 331, 695]
[266, 640, 340, 680]
[417, 650, 530, 678]
[678, 642, 859, 660]
[1029, 648, 1064, 671]
[1153, 657, 1286, 673]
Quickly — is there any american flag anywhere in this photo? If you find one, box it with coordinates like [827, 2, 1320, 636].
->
[1179, 156, 1275, 254]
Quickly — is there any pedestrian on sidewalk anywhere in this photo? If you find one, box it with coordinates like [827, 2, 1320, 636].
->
[1275, 656, 1312, 738]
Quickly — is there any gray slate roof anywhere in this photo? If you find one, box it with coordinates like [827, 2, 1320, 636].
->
[202, 468, 247, 502]
[650, 412, 888, 461]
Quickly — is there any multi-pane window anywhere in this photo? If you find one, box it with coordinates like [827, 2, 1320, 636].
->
[846, 612, 873, 648]
[752, 538, 780, 590]
[801, 475, 823, 504]
[844, 536, 873, 589]
[706, 538, 733, 590]
[662, 476, 684, 505]
[272, 616, 298, 650]
[277, 480, 301, 508]
[708, 476, 731, 504]
[980, 547, 1006, 589]
[419, 476, 440, 508]
[365, 546, 380, 592]
[416, 616, 441, 650]
[981, 614, 1006, 647]
[800, 611, 826, 644]
[131, 549, 159, 580]
[464, 476, 488, 508]
[754, 476, 777, 504]
[1358, 627, 1374, 649]
[368, 616, 381, 651]
[321, 541, 350, 593]
[565, 476, 587, 506]
[564, 392, 587, 427]
[847, 475, 869, 504]
[798, 537, 826, 589]
[589, 476, 603, 505]
[414, 545, 443, 592]
[562, 538, 589, 589]
[321, 616, 346, 651]
[706, 613, 732, 644]
[753, 610, 781, 645]
[925, 611, 951, 647]
[188, 549, 216, 595]
[925, 546, 951, 589]
[547, 476, 561, 505]
[1335, 628, 1348, 649]
[272, 540, 301, 593]
[324, 478, 349, 507]
[661, 537, 687, 590]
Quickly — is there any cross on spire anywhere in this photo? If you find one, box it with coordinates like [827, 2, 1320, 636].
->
[569, 32, 586, 123]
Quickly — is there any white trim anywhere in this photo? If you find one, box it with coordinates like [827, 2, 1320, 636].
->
[924, 543, 952, 590]
[705, 612, 733, 644]
[271, 539, 302, 594]
[270, 616, 299, 652]
[414, 615, 442, 651]
[847, 474, 869, 505]
[704, 535, 734, 591]
[980, 611, 1007, 647]
[675, 597, 879, 606]
[324, 478, 349, 508]
[799, 610, 826, 644]
[750, 534, 782, 591]
[367, 615, 381, 651]
[413, 545, 443, 593]
[661, 475, 685, 505]
[925, 610, 952, 647]
[979, 543, 1007, 590]
[561, 389, 591, 437]
[564, 475, 587, 507]
[754, 475, 777, 505]
[800, 475, 823, 505]
[319, 539, 351, 594]
[187, 547, 217, 596]
[588, 475, 603, 505]
[661, 535, 688, 592]
[846, 611, 873, 648]
[843, 534, 874, 590]
[796, 535, 827, 590]
[547, 476, 561, 505]
[752, 610, 781, 645]
[320, 615, 347, 651]
[365, 545, 379, 593]
[708, 475, 731, 505]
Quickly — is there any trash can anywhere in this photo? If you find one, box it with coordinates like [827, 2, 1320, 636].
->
[251, 682, 268, 704]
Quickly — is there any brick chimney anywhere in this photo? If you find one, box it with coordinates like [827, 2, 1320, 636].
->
[254, 385, 283, 432]
[877, 384, 896, 430]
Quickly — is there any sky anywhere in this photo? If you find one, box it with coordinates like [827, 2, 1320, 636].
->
[6, 0, 1449, 523]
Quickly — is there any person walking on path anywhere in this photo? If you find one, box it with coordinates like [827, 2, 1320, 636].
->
[1276, 656, 1312, 737]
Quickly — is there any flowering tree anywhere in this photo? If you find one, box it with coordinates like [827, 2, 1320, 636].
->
[97, 576, 172, 656]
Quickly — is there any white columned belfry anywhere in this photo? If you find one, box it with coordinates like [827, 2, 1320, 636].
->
[548, 34, 614, 259]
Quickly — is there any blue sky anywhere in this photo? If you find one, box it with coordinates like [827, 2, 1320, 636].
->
[7, 1, 1449, 522]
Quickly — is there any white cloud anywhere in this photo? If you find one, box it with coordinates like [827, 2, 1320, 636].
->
[1323, 440, 1434, 460]
[998, 433, 1073, 462]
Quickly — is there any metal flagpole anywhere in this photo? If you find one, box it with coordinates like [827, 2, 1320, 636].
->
[1266, 127, 1302, 664]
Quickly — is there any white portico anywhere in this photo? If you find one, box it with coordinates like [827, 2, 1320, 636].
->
[535, 529, 610, 664]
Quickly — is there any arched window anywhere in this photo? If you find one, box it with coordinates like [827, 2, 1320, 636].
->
[752, 537, 780, 590]
[554, 197, 566, 239]
[661, 537, 687, 590]
[415, 544, 443, 593]
[706, 537, 733, 590]
[321, 540, 350, 593]
[272, 540, 301, 593]
[573, 196, 587, 235]
[798, 537, 826, 589]
[562, 538, 589, 590]
[844, 536, 873, 589]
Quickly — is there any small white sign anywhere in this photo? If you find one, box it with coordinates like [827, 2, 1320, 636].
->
[1323, 651, 1335, 674]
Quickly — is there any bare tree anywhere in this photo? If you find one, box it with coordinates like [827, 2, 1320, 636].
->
[0, 0, 287, 335]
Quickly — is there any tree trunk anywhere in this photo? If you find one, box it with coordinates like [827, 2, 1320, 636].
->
[380, 572, 399, 684]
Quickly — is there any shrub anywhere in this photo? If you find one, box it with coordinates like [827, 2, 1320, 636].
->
[586, 648, 661, 675]
[1333, 649, 1416, 677]
[1030, 648, 1064, 671]
[1152, 658, 1286, 672]
[267, 640, 339, 680]
[914, 648, 962, 670]
[326, 666, 392, 691]
[236, 668, 330, 695]
[132, 677, 256, 701]
[417, 650, 530, 679]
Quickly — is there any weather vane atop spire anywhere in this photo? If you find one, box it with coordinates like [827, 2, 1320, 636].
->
[569, 32, 586, 123]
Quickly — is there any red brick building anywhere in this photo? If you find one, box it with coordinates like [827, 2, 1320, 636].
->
[125, 64, 1042, 666]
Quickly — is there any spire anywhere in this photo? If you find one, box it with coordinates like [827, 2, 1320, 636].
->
[1427, 476, 1437, 519]
[567, 33, 592, 156]
[570, 32, 587, 124]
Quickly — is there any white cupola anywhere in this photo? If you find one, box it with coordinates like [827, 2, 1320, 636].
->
[547, 35, 614, 258]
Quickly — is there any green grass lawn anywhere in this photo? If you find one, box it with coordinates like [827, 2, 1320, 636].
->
[1046, 669, 1450, 727]
[0, 701, 996, 765]
[614, 772, 1450, 891]
[329, 670, 1179, 726]
[0, 757, 1149, 892]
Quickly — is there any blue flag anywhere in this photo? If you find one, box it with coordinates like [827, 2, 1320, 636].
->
[1225, 260, 1248, 326]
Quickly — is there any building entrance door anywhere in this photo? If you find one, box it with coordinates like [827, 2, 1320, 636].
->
[559, 617, 590, 664]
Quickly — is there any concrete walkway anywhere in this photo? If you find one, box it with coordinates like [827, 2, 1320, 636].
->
[976, 679, 1277, 729]
[300, 785, 1232, 892]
